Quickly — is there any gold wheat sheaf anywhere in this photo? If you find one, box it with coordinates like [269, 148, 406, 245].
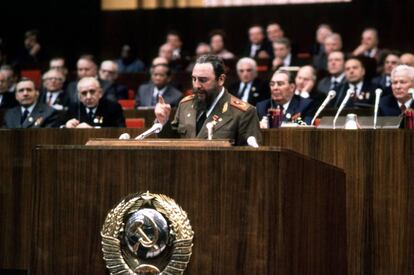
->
[101, 193, 194, 275]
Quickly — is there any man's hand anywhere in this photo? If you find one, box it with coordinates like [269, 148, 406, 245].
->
[352, 44, 367, 56]
[77, 122, 93, 128]
[272, 57, 283, 69]
[154, 95, 171, 125]
[65, 118, 80, 128]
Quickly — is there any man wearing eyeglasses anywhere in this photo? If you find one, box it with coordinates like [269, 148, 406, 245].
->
[228, 57, 269, 106]
[39, 69, 70, 111]
[64, 77, 125, 128]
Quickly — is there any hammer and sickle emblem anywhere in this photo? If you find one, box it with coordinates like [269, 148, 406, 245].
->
[131, 214, 160, 251]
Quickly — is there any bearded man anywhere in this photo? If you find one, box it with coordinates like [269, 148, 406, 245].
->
[154, 54, 262, 146]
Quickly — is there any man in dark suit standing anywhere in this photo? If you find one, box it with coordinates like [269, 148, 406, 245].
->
[3, 78, 58, 128]
[0, 72, 18, 109]
[256, 70, 314, 125]
[379, 65, 414, 116]
[39, 69, 70, 111]
[135, 63, 182, 108]
[228, 57, 269, 106]
[243, 25, 273, 59]
[316, 51, 346, 95]
[64, 77, 125, 128]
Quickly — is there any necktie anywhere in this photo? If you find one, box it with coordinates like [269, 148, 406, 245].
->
[196, 111, 206, 135]
[151, 91, 159, 106]
[401, 104, 407, 114]
[88, 108, 95, 122]
[351, 85, 358, 102]
[47, 93, 53, 106]
[238, 83, 247, 98]
[331, 80, 338, 91]
[21, 109, 29, 125]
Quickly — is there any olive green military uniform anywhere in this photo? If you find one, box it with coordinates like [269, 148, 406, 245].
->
[160, 90, 262, 145]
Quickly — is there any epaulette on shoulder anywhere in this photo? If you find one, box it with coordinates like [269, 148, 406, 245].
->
[230, 96, 250, 112]
[180, 94, 194, 104]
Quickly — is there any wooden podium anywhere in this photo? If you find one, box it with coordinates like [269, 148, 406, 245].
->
[30, 142, 346, 275]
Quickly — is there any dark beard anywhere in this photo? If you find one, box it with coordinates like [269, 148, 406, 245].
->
[193, 87, 220, 113]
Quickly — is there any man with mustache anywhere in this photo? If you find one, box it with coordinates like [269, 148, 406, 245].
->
[155, 54, 262, 146]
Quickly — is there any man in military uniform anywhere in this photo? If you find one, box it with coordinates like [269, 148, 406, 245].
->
[155, 54, 262, 146]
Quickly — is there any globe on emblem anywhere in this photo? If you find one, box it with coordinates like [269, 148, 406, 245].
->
[124, 208, 169, 259]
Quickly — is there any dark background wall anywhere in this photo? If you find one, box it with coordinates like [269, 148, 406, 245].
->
[1, 0, 413, 69]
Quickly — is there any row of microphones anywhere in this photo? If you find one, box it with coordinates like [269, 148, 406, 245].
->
[118, 123, 163, 140]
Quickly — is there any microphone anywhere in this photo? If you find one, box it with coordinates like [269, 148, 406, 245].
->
[247, 136, 259, 148]
[206, 122, 214, 140]
[119, 133, 131, 140]
[311, 90, 336, 125]
[333, 89, 354, 129]
[373, 88, 383, 129]
[135, 123, 163, 140]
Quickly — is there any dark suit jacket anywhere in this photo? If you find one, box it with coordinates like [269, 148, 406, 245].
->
[228, 78, 270, 106]
[39, 89, 70, 110]
[316, 75, 346, 95]
[330, 80, 375, 108]
[3, 102, 59, 128]
[256, 95, 315, 124]
[101, 81, 129, 101]
[378, 94, 414, 116]
[243, 40, 274, 59]
[273, 54, 304, 71]
[0, 92, 18, 109]
[135, 83, 182, 108]
[64, 97, 125, 127]
[371, 75, 392, 97]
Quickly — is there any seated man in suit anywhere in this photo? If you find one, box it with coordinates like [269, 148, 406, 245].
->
[154, 54, 262, 146]
[266, 22, 285, 44]
[3, 78, 59, 128]
[256, 70, 314, 125]
[99, 60, 128, 101]
[135, 63, 182, 108]
[371, 52, 401, 97]
[331, 57, 374, 108]
[243, 25, 273, 59]
[271, 37, 301, 71]
[316, 51, 346, 95]
[0, 71, 18, 109]
[228, 57, 269, 106]
[295, 65, 325, 107]
[352, 28, 383, 62]
[379, 65, 414, 116]
[313, 33, 342, 73]
[39, 69, 70, 111]
[64, 77, 125, 128]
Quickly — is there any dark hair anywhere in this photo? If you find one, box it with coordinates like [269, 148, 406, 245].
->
[195, 54, 225, 79]
[79, 54, 97, 66]
[345, 56, 365, 68]
[273, 37, 291, 49]
[275, 69, 295, 84]
[17, 77, 36, 87]
[151, 63, 171, 77]
[209, 29, 227, 42]
[25, 29, 39, 39]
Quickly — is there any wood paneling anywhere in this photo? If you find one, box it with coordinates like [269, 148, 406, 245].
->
[30, 146, 346, 275]
[263, 129, 414, 275]
[1, 128, 413, 275]
[0, 129, 144, 271]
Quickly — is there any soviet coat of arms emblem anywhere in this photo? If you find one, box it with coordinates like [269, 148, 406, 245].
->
[101, 191, 194, 274]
